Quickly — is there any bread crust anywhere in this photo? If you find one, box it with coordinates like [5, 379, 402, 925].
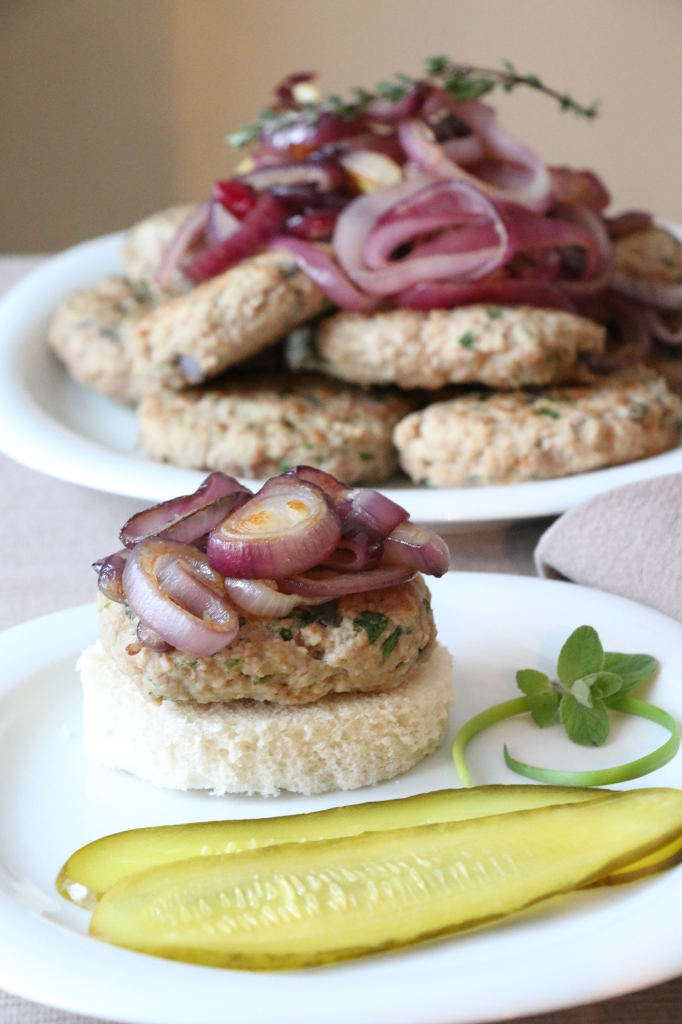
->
[80, 639, 454, 796]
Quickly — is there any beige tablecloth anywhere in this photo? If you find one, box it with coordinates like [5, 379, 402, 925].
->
[0, 257, 680, 1024]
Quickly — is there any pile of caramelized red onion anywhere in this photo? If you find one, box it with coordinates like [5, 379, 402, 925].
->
[156, 71, 682, 360]
[94, 468, 450, 657]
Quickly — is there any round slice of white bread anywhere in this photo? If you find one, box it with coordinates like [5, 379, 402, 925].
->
[79, 641, 454, 797]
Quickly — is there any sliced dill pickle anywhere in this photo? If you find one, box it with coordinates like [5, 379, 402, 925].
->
[58, 785, 604, 908]
[90, 788, 682, 970]
[601, 831, 682, 885]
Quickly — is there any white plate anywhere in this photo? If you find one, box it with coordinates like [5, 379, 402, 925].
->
[1, 573, 682, 1024]
[1, 233, 682, 522]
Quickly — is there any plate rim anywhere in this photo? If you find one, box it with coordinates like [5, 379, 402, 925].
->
[2, 231, 682, 520]
[1, 575, 682, 1023]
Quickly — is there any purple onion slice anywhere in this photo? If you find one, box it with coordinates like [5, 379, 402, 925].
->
[323, 523, 384, 572]
[339, 488, 409, 538]
[382, 521, 451, 577]
[222, 579, 309, 617]
[282, 465, 349, 501]
[122, 539, 239, 657]
[136, 621, 174, 653]
[277, 565, 415, 600]
[93, 550, 128, 604]
[120, 473, 251, 548]
[206, 478, 342, 579]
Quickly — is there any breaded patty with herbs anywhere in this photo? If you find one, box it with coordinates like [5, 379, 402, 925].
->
[96, 575, 435, 705]
[130, 251, 330, 391]
[48, 275, 156, 404]
[312, 305, 606, 390]
[137, 372, 414, 483]
[122, 204, 197, 297]
[394, 368, 682, 487]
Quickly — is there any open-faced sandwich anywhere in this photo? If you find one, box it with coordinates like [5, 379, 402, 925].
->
[49, 58, 682, 486]
[80, 467, 454, 795]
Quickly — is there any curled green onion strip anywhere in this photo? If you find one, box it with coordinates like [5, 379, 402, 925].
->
[452, 696, 680, 788]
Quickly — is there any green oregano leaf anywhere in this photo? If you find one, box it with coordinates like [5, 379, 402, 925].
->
[570, 678, 593, 708]
[516, 669, 559, 727]
[583, 671, 622, 700]
[603, 652, 659, 693]
[557, 626, 604, 686]
[353, 611, 389, 645]
[560, 692, 610, 746]
[382, 626, 403, 662]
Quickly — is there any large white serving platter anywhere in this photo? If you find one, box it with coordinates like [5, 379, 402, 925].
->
[1, 573, 682, 1024]
[1, 232, 682, 522]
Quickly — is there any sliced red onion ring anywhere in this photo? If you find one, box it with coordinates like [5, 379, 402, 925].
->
[582, 296, 652, 371]
[94, 550, 128, 603]
[207, 478, 342, 579]
[398, 106, 551, 212]
[339, 488, 409, 538]
[206, 200, 241, 246]
[442, 135, 486, 165]
[504, 206, 601, 280]
[283, 466, 407, 539]
[155, 202, 209, 290]
[136, 621, 174, 653]
[550, 203, 614, 298]
[222, 578, 309, 617]
[184, 193, 288, 284]
[333, 175, 509, 294]
[240, 160, 348, 193]
[120, 473, 252, 548]
[123, 540, 239, 656]
[604, 211, 654, 240]
[277, 565, 415, 600]
[285, 209, 339, 241]
[397, 278, 577, 313]
[548, 168, 611, 213]
[322, 523, 384, 572]
[267, 236, 378, 311]
[383, 521, 450, 577]
[282, 465, 349, 500]
[610, 272, 682, 311]
[645, 309, 682, 345]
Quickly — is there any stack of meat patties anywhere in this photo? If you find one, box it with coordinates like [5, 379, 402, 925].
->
[49, 209, 682, 488]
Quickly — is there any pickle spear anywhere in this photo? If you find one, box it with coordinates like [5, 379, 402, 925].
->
[90, 788, 682, 970]
[58, 785, 605, 909]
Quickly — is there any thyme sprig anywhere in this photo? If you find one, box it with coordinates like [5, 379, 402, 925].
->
[227, 57, 599, 149]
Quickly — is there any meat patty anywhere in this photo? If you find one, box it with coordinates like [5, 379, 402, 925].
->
[130, 251, 330, 391]
[614, 227, 682, 285]
[47, 275, 155, 404]
[313, 305, 606, 389]
[97, 575, 435, 704]
[122, 205, 197, 297]
[394, 368, 682, 487]
[137, 372, 415, 483]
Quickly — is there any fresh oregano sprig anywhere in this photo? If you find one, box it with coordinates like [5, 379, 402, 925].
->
[426, 57, 599, 119]
[227, 57, 598, 148]
[452, 626, 679, 787]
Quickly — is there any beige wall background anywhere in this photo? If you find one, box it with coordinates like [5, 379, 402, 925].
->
[1, 0, 681, 252]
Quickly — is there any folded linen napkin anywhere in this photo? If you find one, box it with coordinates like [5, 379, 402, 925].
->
[535, 473, 682, 623]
